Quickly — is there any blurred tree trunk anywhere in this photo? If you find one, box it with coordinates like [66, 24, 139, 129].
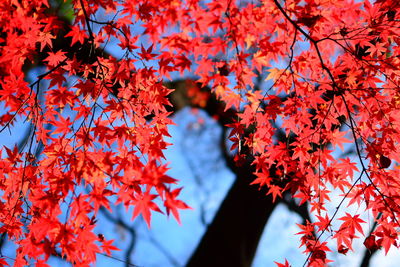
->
[186, 164, 278, 267]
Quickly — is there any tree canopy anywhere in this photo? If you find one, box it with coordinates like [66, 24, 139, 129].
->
[1, 0, 400, 266]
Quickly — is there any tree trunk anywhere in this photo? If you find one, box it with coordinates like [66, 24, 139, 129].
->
[186, 165, 278, 267]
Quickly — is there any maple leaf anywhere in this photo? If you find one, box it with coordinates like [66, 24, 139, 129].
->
[100, 239, 121, 255]
[138, 44, 157, 60]
[50, 115, 72, 136]
[365, 42, 386, 57]
[265, 68, 284, 81]
[267, 185, 283, 202]
[4, 145, 21, 163]
[274, 259, 291, 267]
[293, 190, 311, 206]
[48, 87, 76, 108]
[37, 31, 54, 52]
[337, 158, 358, 179]
[338, 213, 366, 235]
[328, 129, 352, 151]
[253, 51, 270, 72]
[251, 171, 272, 188]
[164, 188, 191, 224]
[315, 214, 331, 232]
[65, 25, 89, 46]
[375, 226, 398, 254]
[132, 191, 163, 227]
[44, 51, 67, 67]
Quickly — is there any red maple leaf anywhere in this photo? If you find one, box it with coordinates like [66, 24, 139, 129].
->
[138, 44, 157, 60]
[132, 191, 163, 227]
[65, 25, 89, 46]
[100, 239, 121, 255]
[274, 259, 291, 267]
[164, 188, 191, 224]
[338, 213, 366, 235]
[44, 51, 67, 66]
